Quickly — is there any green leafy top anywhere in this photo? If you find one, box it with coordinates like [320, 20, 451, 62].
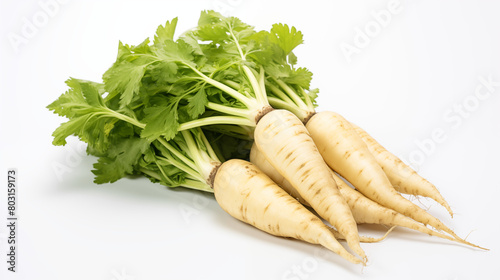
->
[48, 11, 321, 190]
[47, 78, 142, 153]
[98, 12, 268, 141]
[48, 79, 220, 191]
[247, 22, 319, 120]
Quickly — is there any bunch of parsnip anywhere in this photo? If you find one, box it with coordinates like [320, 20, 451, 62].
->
[48, 11, 486, 265]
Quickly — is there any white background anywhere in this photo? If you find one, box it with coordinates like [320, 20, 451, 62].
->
[1, 0, 499, 279]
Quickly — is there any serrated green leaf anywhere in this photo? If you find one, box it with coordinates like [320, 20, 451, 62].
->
[288, 51, 298, 65]
[154, 18, 178, 45]
[152, 40, 195, 66]
[51, 115, 89, 146]
[92, 137, 150, 184]
[265, 64, 312, 89]
[269, 23, 303, 55]
[48, 79, 140, 153]
[285, 67, 313, 89]
[187, 87, 208, 119]
[80, 81, 104, 107]
[103, 61, 148, 107]
[179, 32, 204, 56]
[307, 88, 319, 106]
[141, 105, 179, 141]
[147, 61, 179, 85]
[131, 38, 152, 54]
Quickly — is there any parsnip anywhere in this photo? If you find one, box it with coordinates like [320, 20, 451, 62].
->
[214, 159, 363, 264]
[250, 143, 486, 250]
[350, 122, 453, 217]
[306, 111, 465, 242]
[254, 109, 366, 261]
[331, 227, 396, 243]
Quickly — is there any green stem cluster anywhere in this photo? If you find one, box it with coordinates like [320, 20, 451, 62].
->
[48, 10, 319, 192]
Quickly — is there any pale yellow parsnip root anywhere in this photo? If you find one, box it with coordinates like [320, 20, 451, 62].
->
[349, 122, 454, 217]
[250, 143, 395, 243]
[250, 143, 485, 249]
[332, 172, 486, 250]
[213, 159, 363, 264]
[305, 111, 465, 242]
[249, 142, 311, 207]
[253, 109, 366, 261]
[330, 226, 396, 243]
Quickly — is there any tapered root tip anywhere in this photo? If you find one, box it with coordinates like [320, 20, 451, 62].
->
[456, 237, 489, 251]
[348, 241, 368, 264]
[433, 192, 454, 218]
[319, 239, 366, 265]
[443, 202, 454, 218]
[446, 230, 488, 250]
